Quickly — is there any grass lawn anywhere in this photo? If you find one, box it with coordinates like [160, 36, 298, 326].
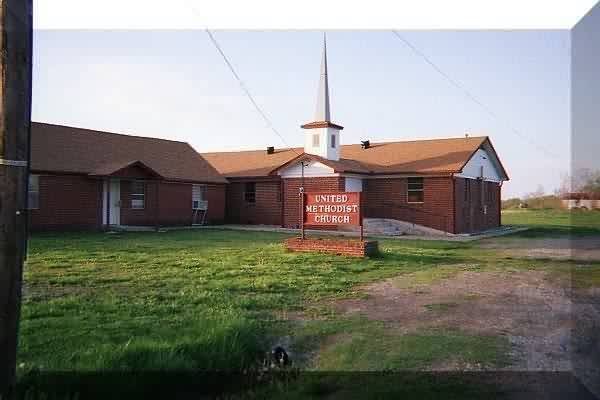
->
[21, 231, 479, 372]
[18, 209, 600, 398]
[502, 208, 600, 236]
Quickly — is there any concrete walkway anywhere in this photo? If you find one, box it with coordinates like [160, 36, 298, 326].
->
[187, 224, 528, 242]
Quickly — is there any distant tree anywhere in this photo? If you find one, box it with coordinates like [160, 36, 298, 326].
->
[501, 198, 522, 209]
[556, 169, 600, 196]
[582, 173, 600, 194]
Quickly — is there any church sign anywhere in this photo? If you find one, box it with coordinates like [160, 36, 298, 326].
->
[287, 190, 376, 257]
[303, 192, 361, 226]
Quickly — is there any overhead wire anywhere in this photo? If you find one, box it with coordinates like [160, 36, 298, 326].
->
[391, 30, 560, 160]
[204, 28, 301, 155]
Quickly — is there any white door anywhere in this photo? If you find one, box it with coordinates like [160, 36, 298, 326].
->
[109, 179, 120, 225]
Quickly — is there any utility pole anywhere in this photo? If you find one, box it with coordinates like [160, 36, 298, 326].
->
[0, 0, 33, 399]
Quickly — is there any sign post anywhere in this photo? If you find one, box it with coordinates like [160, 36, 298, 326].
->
[359, 192, 363, 241]
[300, 190, 305, 240]
[287, 190, 377, 257]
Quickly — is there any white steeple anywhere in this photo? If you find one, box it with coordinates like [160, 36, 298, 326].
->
[301, 33, 343, 161]
[315, 34, 331, 122]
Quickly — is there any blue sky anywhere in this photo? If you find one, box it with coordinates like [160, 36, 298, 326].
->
[32, 30, 570, 198]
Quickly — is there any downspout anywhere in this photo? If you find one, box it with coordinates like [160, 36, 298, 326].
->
[280, 178, 285, 228]
[452, 176, 457, 234]
[498, 181, 503, 227]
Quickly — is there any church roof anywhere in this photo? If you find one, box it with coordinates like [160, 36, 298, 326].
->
[202, 136, 509, 180]
[30, 122, 228, 183]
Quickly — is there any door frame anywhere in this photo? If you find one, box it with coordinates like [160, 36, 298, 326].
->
[103, 178, 121, 226]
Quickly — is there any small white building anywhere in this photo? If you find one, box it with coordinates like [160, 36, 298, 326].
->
[561, 193, 600, 210]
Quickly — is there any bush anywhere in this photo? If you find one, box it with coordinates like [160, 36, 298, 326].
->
[501, 198, 522, 209]
[503, 195, 562, 210]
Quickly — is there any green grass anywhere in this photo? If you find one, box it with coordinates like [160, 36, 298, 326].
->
[21, 230, 473, 373]
[18, 209, 600, 397]
[314, 325, 508, 371]
[502, 208, 600, 236]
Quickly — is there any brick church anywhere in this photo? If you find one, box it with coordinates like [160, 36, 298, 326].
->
[28, 38, 508, 234]
[202, 38, 509, 234]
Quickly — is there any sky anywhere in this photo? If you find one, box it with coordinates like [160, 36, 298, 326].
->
[32, 30, 570, 198]
[572, 5, 600, 178]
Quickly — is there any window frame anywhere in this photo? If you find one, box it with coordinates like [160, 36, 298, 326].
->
[312, 134, 320, 147]
[465, 179, 471, 202]
[27, 174, 40, 210]
[244, 182, 256, 204]
[406, 177, 424, 204]
[192, 184, 208, 210]
[130, 180, 145, 209]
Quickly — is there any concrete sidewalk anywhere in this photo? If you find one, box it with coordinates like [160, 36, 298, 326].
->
[187, 224, 528, 242]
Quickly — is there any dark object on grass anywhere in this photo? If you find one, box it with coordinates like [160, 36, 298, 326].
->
[270, 346, 289, 368]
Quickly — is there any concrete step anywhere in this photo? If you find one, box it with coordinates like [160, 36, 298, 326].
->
[363, 218, 450, 237]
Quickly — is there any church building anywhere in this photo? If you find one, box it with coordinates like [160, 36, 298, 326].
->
[28, 37, 508, 234]
[202, 38, 509, 234]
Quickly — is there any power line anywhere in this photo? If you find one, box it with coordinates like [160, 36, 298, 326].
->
[391, 30, 560, 160]
[204, 29, 300, 155]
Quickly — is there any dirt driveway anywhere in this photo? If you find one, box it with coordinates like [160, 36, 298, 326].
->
[478, 236, 600, 261]
[335, 268, 576, 371]
[332, 234, 600, 396]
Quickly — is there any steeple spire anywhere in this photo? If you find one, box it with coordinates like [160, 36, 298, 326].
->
[315, 33, 331, 122]
[301, 32, 343, 161]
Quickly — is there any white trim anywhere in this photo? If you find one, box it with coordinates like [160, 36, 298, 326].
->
[278, 161, 338, 178]
[192, 184, 208, 210]
[453, 173, 502, 183]
[130, 180, 145, 209]
[454, 148, 504, 182]
[109, 179, 121, 225]
[341, 173, 452, 179]
[0, 158, 27, 167]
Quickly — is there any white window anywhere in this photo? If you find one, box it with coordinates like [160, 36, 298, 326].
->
[331, 134, 336, 148]
[244, 182, 256, 203]
[192, 184, 208, 210]
[28, 174, 39, 210]
[131, 181, 145, 209]
[407, 177, 424, 203]
[312, 134, 320, 147]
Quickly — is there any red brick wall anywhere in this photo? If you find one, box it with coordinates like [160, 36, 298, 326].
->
[120, 181, 226, 226]
[454, 177, 501, 233]
[30, 175, 226, 231]
[29, 174, 102, 231]
[225, 179, 282, 225]
[120, 180, 159, 226]
[285, 237, 379, 257]
[205, 184, 226, 224]
[282, 177, 345, 228]
[363, 177, 455, 233]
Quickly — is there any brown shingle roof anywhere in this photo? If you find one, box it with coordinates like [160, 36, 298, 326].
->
[202, 147, 302, 178]
[202, 136, 508, 179]
[30, 122, 227, 184]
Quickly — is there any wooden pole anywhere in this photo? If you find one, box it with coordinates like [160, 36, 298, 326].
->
[300, 192, 305, 240]
[0, 1, 33, 398]
[300, 161, 306, 240]
[359, 192, 363, 241]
